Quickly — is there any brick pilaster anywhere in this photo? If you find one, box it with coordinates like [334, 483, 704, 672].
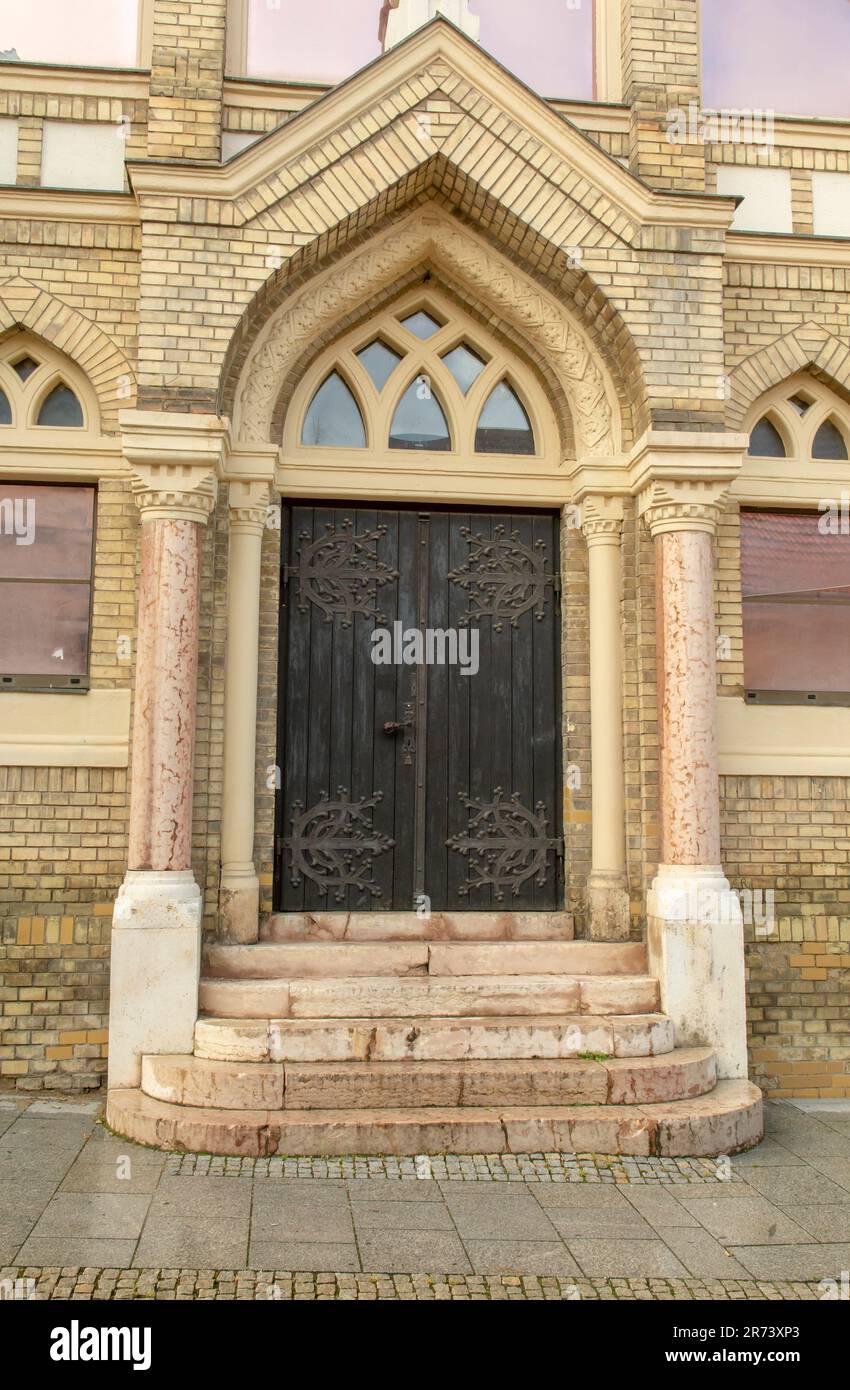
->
[621, 0, 706, 192]
[147, 0, 227, 162]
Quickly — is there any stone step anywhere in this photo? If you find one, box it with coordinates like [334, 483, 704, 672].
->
[107, 1079, 763, 1158]
[194, 1012, 676, 1063]
[198, 973, 661, 1020]
[261, 910, 575, 942]
[204, 940, 645, 981]
[141, 1048, 716, 1111]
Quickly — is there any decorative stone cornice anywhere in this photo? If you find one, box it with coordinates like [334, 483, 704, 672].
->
[580, 494, 624, 546]
[228, 479, 271, 536]
[120, 410, 230, 526]
[629, 430, 748, 537]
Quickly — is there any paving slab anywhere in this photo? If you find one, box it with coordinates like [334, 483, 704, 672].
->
[622, 1187, 702, 1227]
[26, 1191, 151, 1241]
[441, 1191, 559, 1240]
[133, 1222, 249, 1269]
[248, 1240, 360, 1272]
[652, 1226, 751, 1278]
[568, 1238, 689, 1278]
[728, 1243, 850, 1281]
[350, 1200, 456, 1232]
[680, 1194, 814, 1246]
[791, 1205, 850, 1242]
[358, 1230, 472, 1274]
[346, 1177, 444, 1202]
[461, 1239, 581, 1275]
[546, 1207, 657, 1240]
[741, 1166, 850, 1206]
[15, 1236, 138, 1266]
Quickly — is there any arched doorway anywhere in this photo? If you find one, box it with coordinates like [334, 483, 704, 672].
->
[275, 287, 565, 913]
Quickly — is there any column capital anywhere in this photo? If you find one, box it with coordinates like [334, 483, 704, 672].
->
[630, 429, 748, 537]
[228, 479, 271, 537]
[580, 494, 624, 545]
[638, 479, 731, 536]
[120, 410, 230, 525]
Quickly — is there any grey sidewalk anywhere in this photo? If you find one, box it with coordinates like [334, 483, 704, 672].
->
[1, 1095, 850, 1299]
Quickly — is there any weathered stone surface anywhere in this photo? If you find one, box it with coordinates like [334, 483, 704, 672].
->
[204, 942, 430, 980]
[142, 1053, 284, 1110]
[108, 1078, 764, 1157]
[287, 975, 581, 1019]
[196, 1012, 677, 1063]
[579, 975, 660, 1015]
[283, 1059, 609, 1109]
[605, 1048, 716, 1104]
[260, 911, 575, 942]
[427, 941, 646, 977]
[644, 1080, 764, 1157]
[199, 979, 290, 1018]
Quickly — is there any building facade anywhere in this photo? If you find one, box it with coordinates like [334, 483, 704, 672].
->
[1, 0, 849, 1154]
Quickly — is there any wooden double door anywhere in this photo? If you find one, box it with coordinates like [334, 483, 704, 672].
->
[275, 503, 564, 912]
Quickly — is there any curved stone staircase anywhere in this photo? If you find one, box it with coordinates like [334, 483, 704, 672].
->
[107, 912, 763, 1157]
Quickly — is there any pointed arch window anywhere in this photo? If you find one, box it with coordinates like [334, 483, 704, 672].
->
[442, 343, 486, 394]
[812, 419, 848, 461]
[357, 340, 402, 392]
[301, 372, 366, 448]
[36, 384, 84, 428]
[389, 378, 452, 451]
[475, 382, 535, 455]
[0, 388, 11, 425]
[748, 416, 786, 458]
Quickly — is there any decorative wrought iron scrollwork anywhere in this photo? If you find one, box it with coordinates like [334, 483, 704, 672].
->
[446, 788, 561, 900]
[286, 789, 394, 901]
[448, 525, 554, 630]
[289, 520, 399, 626]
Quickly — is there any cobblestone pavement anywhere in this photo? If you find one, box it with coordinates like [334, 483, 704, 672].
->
[2, 1096, 850, 1300]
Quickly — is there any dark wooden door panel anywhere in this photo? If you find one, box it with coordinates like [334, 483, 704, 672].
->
[276, 504, 563, 912]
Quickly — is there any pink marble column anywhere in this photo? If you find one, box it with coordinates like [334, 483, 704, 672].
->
[655, 527, 721, 868]
[128, 517, 202, 873]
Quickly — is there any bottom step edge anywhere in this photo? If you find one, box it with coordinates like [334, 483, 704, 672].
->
[107, 1081, 763, 1159]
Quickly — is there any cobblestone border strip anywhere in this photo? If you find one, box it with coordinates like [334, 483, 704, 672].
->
[0, 1268, 825, 1301]
[164, 1153, 745, 1183]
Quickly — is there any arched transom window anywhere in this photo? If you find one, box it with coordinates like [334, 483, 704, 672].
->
[747, 376, 850, 464]
[285, 292, 558, 463]
[0, 336, 91, 433]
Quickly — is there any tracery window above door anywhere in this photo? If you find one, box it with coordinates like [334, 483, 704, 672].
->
[0, 337, 91, 433]
[289, 292, 556, 462]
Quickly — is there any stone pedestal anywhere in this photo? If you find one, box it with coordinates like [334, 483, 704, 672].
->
[107, 871, 202, 1089]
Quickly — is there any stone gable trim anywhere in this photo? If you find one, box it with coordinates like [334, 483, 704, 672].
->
[727, 321, 850, 427]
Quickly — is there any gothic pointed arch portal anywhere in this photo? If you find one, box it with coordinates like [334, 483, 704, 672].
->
[233, 207, 622, 466]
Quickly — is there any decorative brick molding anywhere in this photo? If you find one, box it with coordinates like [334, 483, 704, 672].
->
[727, 321, 850, 428]
[0, 277, 136, 433]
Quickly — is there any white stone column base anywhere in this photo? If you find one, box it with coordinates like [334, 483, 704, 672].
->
[586, 871, 631, 941]
[647, 865, 748, 1081]
[219, 863, 260, 944]
[107, 870, 202, 1090]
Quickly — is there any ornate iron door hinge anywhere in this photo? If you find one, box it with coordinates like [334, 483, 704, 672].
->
[446, 788, 562, 901]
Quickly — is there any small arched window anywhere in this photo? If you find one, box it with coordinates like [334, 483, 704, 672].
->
[475, 382, 535, 455]
[389, 379, 451, 451]
[812, 419, 848, 460]
[0, 388, 11, 425]
[748, 416, 786, 458]
[301, 372, 366, 447]
[36, 384, 84, 428]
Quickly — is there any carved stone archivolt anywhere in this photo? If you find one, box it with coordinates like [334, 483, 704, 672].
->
[236, 210, 616, 457]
